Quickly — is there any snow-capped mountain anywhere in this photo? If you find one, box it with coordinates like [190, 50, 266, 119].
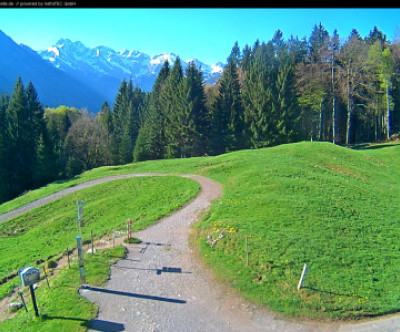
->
[38, 39, 224, 105]
[0, 30, 105, 111]
[0, 29, 224, 112]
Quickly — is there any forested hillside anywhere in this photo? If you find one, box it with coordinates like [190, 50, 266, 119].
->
[1, 24, 400, 203]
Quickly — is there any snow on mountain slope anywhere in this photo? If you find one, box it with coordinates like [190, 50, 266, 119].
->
[0, 30, 106, 111]
[38, 39, 224, 97]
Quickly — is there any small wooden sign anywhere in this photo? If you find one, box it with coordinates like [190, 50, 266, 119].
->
[19, 267, 40, 287]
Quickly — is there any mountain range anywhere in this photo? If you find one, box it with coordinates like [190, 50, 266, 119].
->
[0, 30, 224, 112]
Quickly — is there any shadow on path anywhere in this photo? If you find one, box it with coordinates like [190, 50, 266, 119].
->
[88, 319, 125, 331]
[82, 285, 186, 304]
[41, 315, 125, 332]
[112, 265, 191, 275]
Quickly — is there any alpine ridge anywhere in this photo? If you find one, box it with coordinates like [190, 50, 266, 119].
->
[0, 30, 224, 112]
[38, 38, 224, 105]
[0, 30, 106, 111]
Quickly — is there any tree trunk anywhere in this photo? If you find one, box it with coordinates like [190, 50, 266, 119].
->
[331, 59, 337, 144]
[346, 69, 352, 146]
[319, 99, 323, 141]
[332, 96, 337, 144]
[387, 84, 391, 140]
[346, 101, 352, 146]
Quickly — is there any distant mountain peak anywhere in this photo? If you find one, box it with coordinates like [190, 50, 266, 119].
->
[0, 30, 105, 111]
[0, 29, 225, 112]
[38, 39, 225, 96]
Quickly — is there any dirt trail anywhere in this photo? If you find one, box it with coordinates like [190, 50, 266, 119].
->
[1, 173, 399, 331]
[80, 174, 385, 332]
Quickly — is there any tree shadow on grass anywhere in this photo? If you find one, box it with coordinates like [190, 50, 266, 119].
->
[351, 143, 400, 150]
[302, 286, 353, 298]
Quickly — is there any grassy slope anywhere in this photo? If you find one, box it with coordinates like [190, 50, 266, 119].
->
[111, 141, 400, 320]
[196, 142, 400, 320]
[0, 176, 200, 299]
[1, 141, 400, 321]
[0, 245, 127, 332]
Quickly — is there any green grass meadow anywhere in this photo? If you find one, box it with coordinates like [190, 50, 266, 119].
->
[0, 245, 127, 332]
[0, 176, 200, 299]
[1, 141, 400, 327]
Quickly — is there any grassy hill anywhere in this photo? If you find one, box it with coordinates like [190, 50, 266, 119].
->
[1, 141, 400, 325]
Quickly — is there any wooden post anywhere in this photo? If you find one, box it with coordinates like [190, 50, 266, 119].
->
[29, 284, 39, 317]
[127, 219, 132, 240]
[91, 230, 94, 253]
[76, 236, 86, 285]
[297, 264, 308, 290]
[42, 267, 50, 289]
[18, 291, 28, 313]
[67, 247, 70, 268]
[245, 236, 249, 266]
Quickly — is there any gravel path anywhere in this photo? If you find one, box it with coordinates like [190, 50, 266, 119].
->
[78, 174, 399, 332]
[1, 173, 399, 331]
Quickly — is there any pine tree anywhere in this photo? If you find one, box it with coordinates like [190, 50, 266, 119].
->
[242, 41, 278, 148]
[119, 79, 135, 164]
[44, 105, 77, 177]
[26, 81, 45, 187]
[111, 79, 127, 164]
[275, 59, 300, 144]
[0, 93, 10, 202]
[162, 57, 184, 158]
[210, 52, 244, 154]
[180, 62, 209, 157]
[33, 129, 58, 187]
[134, 61, 170, 161]
[7, 77, 30, 196]
[97, 101, 113, 140]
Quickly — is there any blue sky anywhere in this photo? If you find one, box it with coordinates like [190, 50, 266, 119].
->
[0, 8, 399, 64]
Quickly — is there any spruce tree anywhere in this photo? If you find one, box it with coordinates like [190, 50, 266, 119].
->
[162, 57, 184, 158]
[275, 60, 300, 144]
[134, 61, 170, 161]
[33, 129, 58, 187]
[7, 77, 30, 196]
[180, 62, 209, 157]
[243, 42, 278, 148]
[0, 94, 10, 202]
[211, 53, 244, 154]
[111, 79, 127, 164]
[26, 82, 45, 187]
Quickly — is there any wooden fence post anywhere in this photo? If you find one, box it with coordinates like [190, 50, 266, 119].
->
[297, 264, 308, 290]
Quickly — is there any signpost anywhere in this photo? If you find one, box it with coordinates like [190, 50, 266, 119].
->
[76, 201, 86, 236]
[76, 235, 86, 285]
[19, 267, 40, 317]
[76, 201, 87, 285]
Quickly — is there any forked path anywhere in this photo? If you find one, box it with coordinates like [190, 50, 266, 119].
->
[1, 173, 397, 331]
[78, 174, 396, 332]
